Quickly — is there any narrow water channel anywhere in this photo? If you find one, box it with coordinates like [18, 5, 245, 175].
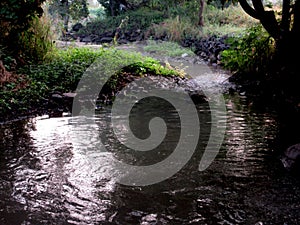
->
[0, 60, 299, 224]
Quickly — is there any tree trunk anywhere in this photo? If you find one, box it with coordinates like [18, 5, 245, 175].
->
[198, 0, 205, 27]
[110, 0, 115, 16]
[60, 0, 69, 33]
[63, 14, 69, 32]
[237, 0, 300, 82]
[281, 0, 291, 33]
[292, 0, 300, 33]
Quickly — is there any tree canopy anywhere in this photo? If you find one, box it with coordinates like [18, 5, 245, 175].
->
[48, 0, 89, 31]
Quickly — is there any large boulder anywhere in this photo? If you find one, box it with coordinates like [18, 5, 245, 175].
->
[48, 92, 77, 117]
[280, 143, 300, 172]
[72, 23, 83, 32]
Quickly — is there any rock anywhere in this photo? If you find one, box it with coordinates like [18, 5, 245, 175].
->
[103, 31, 115, 37]
[81, 36, 92, 43]
[48, 92, 76, 116]
[72, 23, 83, 32]
[209, 55, 217, 64]
[280, 143, 300, 172]
[48, 109, 64, 118]
[117, 39, 128, 45]
[181, 53, 189, 58]
[93, 36, 104, 44]
[180, 35, 230, 63]
[190, 92, 207, 104]
[62, 92, 77, 98]
[100, 37, 113, 43]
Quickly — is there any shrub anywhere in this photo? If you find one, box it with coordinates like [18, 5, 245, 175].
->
[80, 8, 166, 36]
[204, 5, 258, 28]
[0, 0, 46, 54]
[0, 47, 181, 119]
[89, 7, 106, 19]
[17, 13, 55, 63]
[221, 25, 275, 73]
[145, 3, 259, 42]
[146, 16, 202, 42]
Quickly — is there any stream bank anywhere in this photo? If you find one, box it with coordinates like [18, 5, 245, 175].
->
[0, 59, 299, 224]
[1, 41, 221, 123]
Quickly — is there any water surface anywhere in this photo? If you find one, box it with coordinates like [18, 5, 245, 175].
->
[0, 64, 299, 225]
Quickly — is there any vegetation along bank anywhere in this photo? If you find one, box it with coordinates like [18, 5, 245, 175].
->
[1, 0, 300, 122]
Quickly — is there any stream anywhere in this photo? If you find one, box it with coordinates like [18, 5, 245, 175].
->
[0, 56, 300, 225]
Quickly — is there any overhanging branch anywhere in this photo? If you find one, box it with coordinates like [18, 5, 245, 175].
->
[238, 0, 259, 19]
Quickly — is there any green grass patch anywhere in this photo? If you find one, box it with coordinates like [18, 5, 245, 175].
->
[0, 46, 182, 119]
[144, 40, 195, 57]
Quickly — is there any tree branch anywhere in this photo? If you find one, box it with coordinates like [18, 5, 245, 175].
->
[242, 0, 280, 39]
[238, 0, 259, 19]
[252, 0, 265, 13]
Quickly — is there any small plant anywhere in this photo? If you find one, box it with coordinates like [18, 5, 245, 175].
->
[122, 57, 183, 77]
[221, 25, 275, 73]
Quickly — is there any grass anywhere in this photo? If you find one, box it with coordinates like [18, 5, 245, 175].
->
[204, 5, 258, 28]
[0, 2, 265, 121]
[143, 40, 195, 57]
[202, 5, 259, 36]
[145, 4, 259, 43]
[146, 16, 202, 41]
[0, 46, 183, 120]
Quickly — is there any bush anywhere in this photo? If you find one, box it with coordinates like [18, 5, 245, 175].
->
[89, 7, 106, 19]
[80, 8, 166, 36]
[0, 0, 46, 54]
[146, 16, 202, 42]
[221, 25, 275, 73]
[17, 13, 55, 63]
[0, 47, 181, 120]
[145, 3, 259, 42]
[204, 5, 257, 28]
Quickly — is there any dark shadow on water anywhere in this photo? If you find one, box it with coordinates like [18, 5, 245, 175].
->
[0, 91, 299, 224]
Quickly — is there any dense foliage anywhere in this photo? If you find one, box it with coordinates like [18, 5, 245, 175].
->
[48, 0, 89, 31]
[81, 8, 166, 35]
[221, 25, 275, 73]
[238, 0, 300, 69]
[0, 47, 181, 120]
[1, 0, 299, 121]
[0, 0, 46, 53]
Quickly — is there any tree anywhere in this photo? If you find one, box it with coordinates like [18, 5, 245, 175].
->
[48, 0, 89, 31]
[98, 0, 135, 16]
[238, 0, 300, 68]
[0, 0, 46, 49]
[199, 0, 205, 26]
